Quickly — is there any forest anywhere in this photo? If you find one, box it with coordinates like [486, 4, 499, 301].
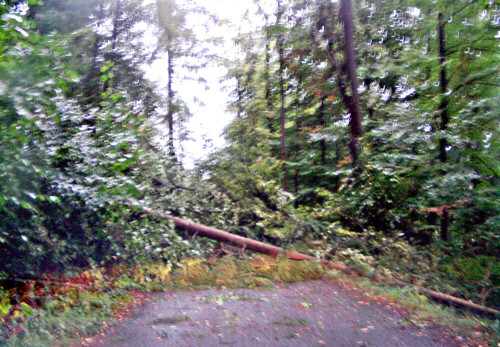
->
[0, 0, 499, 344]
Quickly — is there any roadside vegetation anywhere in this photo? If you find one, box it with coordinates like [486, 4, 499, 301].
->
[1, 255, 499, 346]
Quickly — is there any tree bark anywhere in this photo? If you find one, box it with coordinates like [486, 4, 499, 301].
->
[373, 274, 499, 317]
[136, 205, 302, 260]
[264, 14, 274, 134]
[277, 1, 288, 191]
[318, 96, 327, 165]
[236, 75, 243, 118]
[440, 207, 449, 241]
[167, 48, 177, 162]
[111, 0, 122, 51]
[340, 0, 363, 167]
[438, 13, 450, 241]
[84, 32, 102, 106]
[438, 12, 449, 163]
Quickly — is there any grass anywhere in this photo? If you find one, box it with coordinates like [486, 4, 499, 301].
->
[111, 254, 324, 292]
[2, 289, 132, 347]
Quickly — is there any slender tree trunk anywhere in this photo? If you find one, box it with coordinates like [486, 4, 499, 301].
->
[438, 12, 449, 163]
[325, 0, 363, 168]
[440, 208, 449, 241]
[85, 33, 101, 106]
[277, 1, 288, 191]
[265, 41, 274, 133]
[264, 15, 274, 134]
[318, 97, 327, 165]
[340, 0, 363, 167]
[111, 0, 122, 51]
[236, 75, 243, 118]
[167, 49, 177, 161]
[26, 3, 39, 20]
[279, 44, 288, 191]
[438, 13, 450, 241]
[294, 170, 299, 193]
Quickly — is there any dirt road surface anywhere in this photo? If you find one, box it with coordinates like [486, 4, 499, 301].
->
[88, 279, 459, 346]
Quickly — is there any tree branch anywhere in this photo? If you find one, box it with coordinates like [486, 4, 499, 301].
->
[450, 72, 500, 95]
[450, 0, 478, 18]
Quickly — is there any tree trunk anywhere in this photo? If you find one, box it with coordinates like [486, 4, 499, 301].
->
[340, 0, 363, 167]
[26, 3, 39, 20]
[438, 13, 450, 242]
[264, 15, 274, 134]
[167, 48, 177, 162]
[236, 75, 243, 118]
[133, 204, 346, 267]
[318, 96, 327, 165]
[277, 1, 288, 191]
[84, 33, 102, 106]
[111, 0, 122, 51]
[440, 207, 449, 241]
[294, 169, 299, 193]
[438, 12, 449, 163]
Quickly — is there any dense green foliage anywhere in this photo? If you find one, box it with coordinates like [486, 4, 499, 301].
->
[0, 0, 499, 330]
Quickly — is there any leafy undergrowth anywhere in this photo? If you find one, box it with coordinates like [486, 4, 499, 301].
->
[0, 254, 324, 346]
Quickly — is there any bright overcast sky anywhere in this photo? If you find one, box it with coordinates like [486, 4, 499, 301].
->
[145, 0, 261, 169]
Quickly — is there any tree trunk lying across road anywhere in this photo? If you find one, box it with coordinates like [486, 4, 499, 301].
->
[136, 205, 349, 269]
[132, 204, 499, 317]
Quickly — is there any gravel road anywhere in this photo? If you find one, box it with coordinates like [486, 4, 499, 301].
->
[88, 279, 459, 346]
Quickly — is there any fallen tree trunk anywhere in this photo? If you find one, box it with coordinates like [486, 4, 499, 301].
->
[137, 205, 347, 272]
[132, 204, 499, 317]
[373, 275, 500, 318]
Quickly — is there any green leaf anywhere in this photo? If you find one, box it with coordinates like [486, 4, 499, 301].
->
[111, 93, 122, 101]
[20, 201, 32, 210]
[100, 62, 115, 72]
[48, 196, 61, 203]
[118, 141, 130, 150]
